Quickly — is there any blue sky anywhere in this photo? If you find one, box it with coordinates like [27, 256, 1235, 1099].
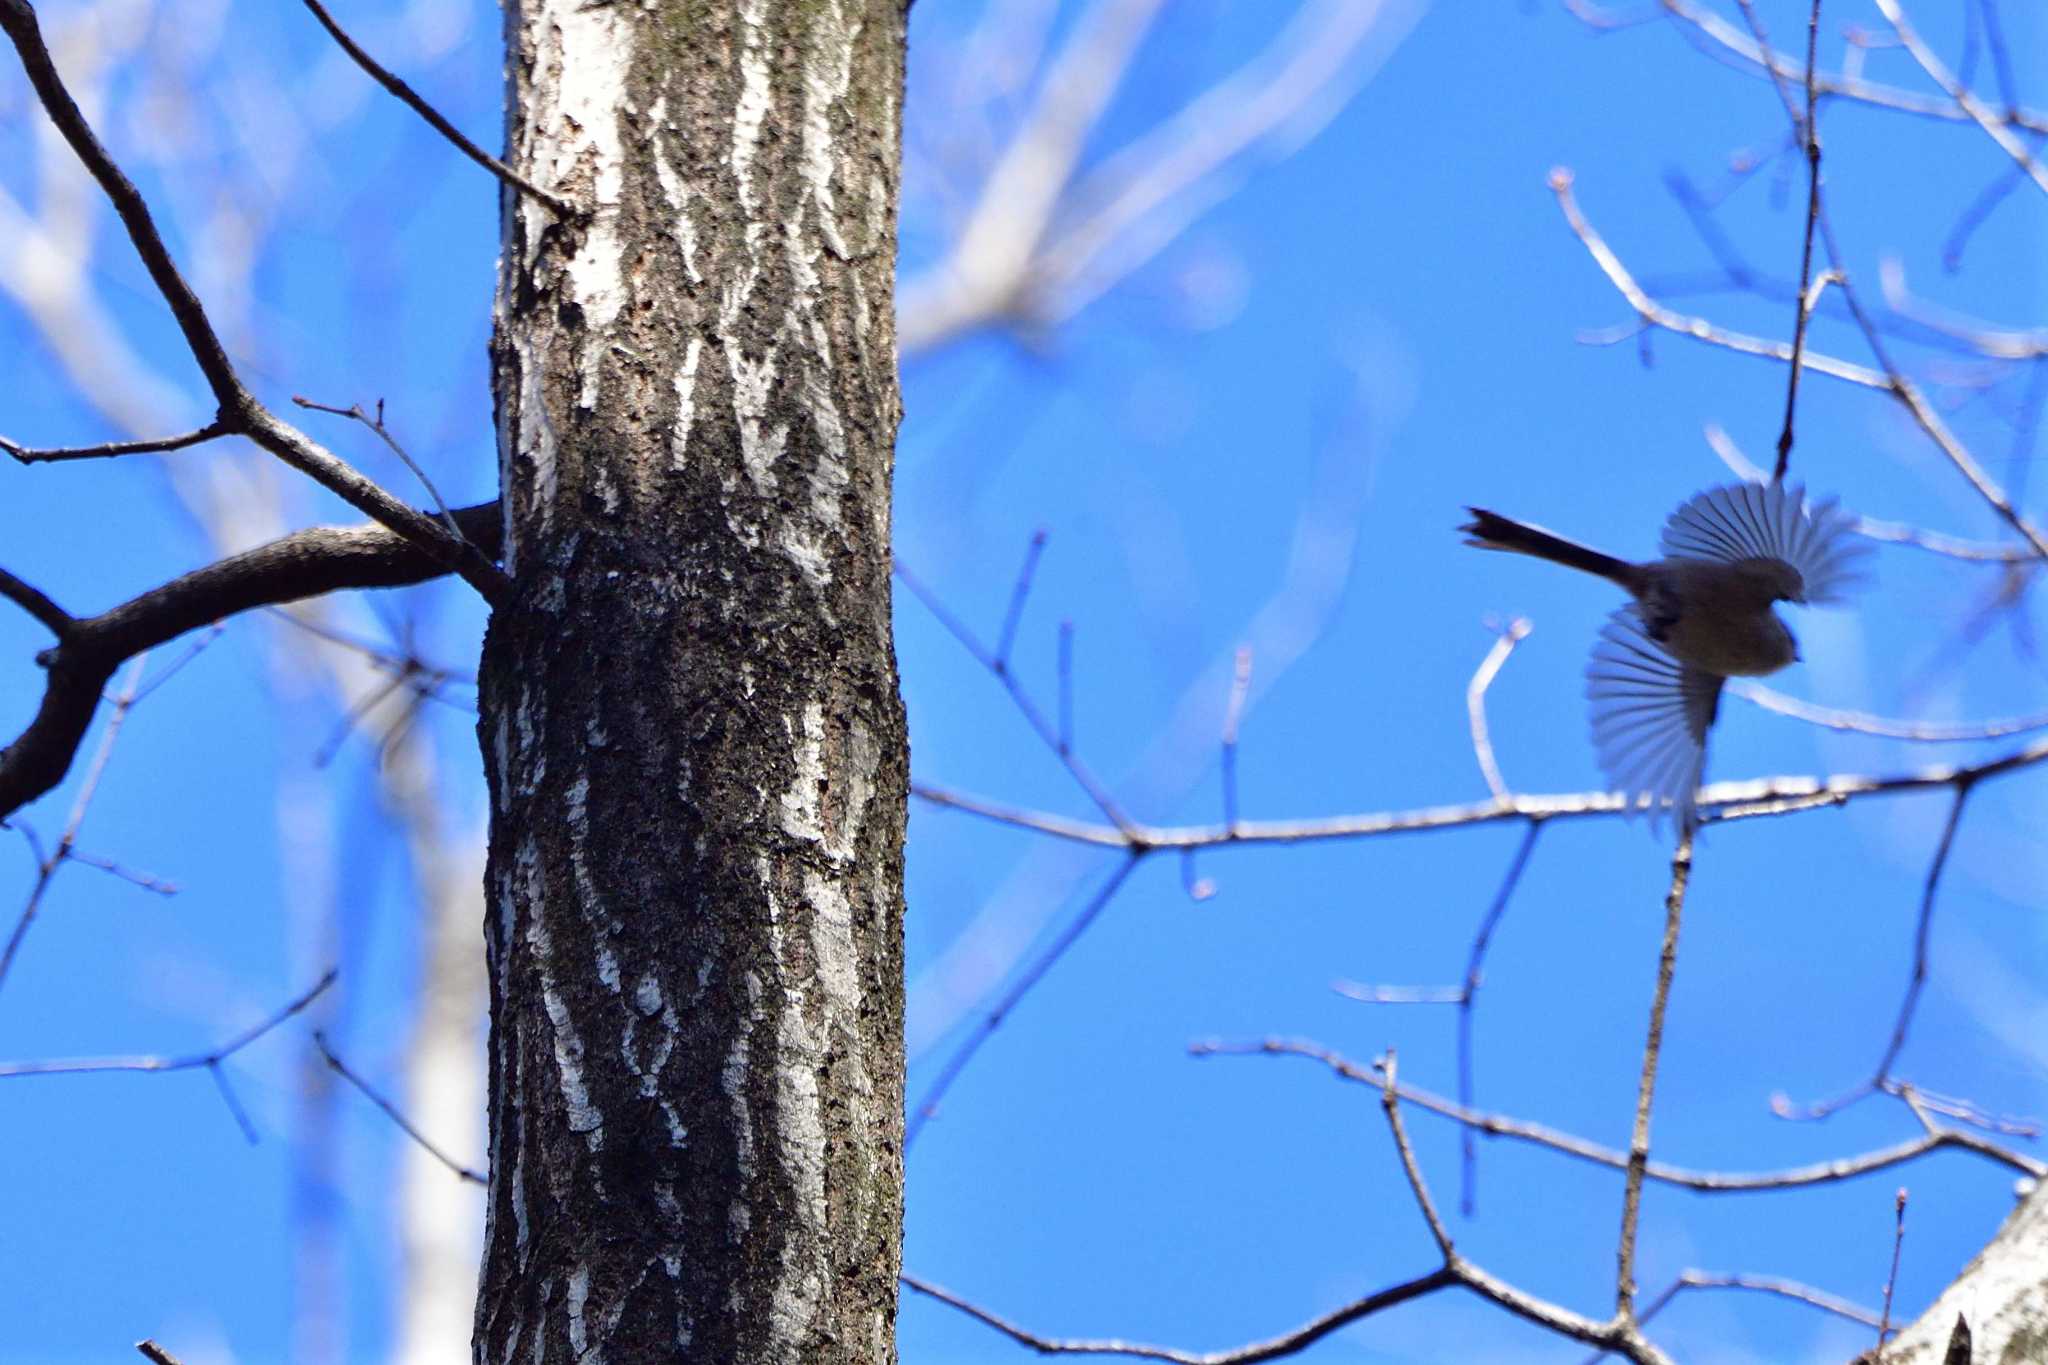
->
[1, 1, 2044, 1361]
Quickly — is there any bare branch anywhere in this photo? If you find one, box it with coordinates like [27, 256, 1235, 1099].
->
[1379, 1051, 1453, 1257]
[906, 852, 1142, 1149]
[0, 567, 73, 638]
[1707, 424, 2037, 563]
[1729, 680, 2048, 742]
[1875, 0, 2048, 199]
[0, 655, 148, 997]
[1, 420, 231, 464]
[1549, 168, 1886, 387]
[1878, 1188, 1909, 1357]
[1554, 172, 2048, 560]
[1466, 619, 1531, 804]
[294, 0, 580, 217]
[0, 1, 506, 599]
[1741, 0, 1827, 483]
[914, 729, 2048, 852]
[902, 1265, 1459, 1364]
[1641, 0, 2048, 137]
[1190, 1038, 2047, 1188]
[0, 502, 503, 819]
[0, 969, 336, 1078]
[1616, 835, 1692, 1320]
[313, 1032, 486, 1185]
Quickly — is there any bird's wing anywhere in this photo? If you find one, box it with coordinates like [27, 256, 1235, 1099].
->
[1657, 480, 1870, 604]
[1587, 608, 1724, 835]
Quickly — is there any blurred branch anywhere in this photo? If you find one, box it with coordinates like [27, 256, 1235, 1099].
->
[1875, 0, 2048, 199]
[898, 0, 1413, 351]
[1707, 425, 2037, 563]
[1553, 171, 2048, 560]
[313, 1032, 486, 1185]
[1624, 0, 2048, 136]
[1733, 679, 2048, 741]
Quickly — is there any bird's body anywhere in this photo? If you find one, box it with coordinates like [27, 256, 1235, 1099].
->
[1461, 482, 1867, 833]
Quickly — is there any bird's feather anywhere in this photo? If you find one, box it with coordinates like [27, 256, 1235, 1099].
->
[1658, 480, 1869, 604]
[1586, 607, 1724, 835]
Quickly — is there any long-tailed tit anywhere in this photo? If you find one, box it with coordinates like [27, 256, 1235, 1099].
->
[1461, 481, 1868, 833]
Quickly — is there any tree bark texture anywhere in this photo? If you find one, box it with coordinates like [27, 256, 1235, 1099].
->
[476, 1, 907, 1360]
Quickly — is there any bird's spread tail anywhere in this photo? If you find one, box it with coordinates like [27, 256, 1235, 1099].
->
[1461, 507, 1637, 587]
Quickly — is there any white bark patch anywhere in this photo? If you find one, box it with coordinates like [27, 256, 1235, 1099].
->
[522, 837, 604, 1148]
[779, 701, 828, 845]
[670, 337, 703, 470]
[724, 340, 786, 491]
[731, 0, 773, 215]
[799, 0, 855, 259]
[650, 138, 702, 284]
[565, 1265, 594, 1362]
[722, 968, 763, 1184]
[540, 0, 635, 411]
[766, 1044, 827, 1355]
[805, 870, 860, 1021]
[517, 359, 559, 531]
[779, 701, 872, 861]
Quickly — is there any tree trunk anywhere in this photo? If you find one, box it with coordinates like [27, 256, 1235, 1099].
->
[475, 0, 908, 1359]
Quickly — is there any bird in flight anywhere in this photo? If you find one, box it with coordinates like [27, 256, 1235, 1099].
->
[1461, 480, 1868, 834]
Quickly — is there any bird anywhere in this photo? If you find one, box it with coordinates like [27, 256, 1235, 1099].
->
[1460, 480, 1868, 834]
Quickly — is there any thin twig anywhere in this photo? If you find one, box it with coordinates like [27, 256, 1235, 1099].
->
[1878, 1188, 1908, 1358]
[1554, 171, 2048, 560]
[1874, 0, 2048, 199]
[911, 729, 2048, 852]
[993, 530, 1048, 673]
[1766, 0, 1825, 483]
[901, 1265, 1459, 1364]
[1459, 819, 1542, 1215]
[1588, 1270, 1881, 1363]
[1729, 680, 2048, 742]
[291, 397, 467, 546]
[897, 558, 1138, 835]
[906, 853, 1142, 1148]
[1617, 833, 1693, 1320]
[1, 421, 231, 464]
[295, 0, 580, 216]
[0, 655, 148, 996]
[312, 1032, 486, 1184]
[1466, 619, 1530, 803]
[0, 970, 337, 1078]
[1876, 786, 1971, 1083]
[1192, 1038, 2046, 1187]
[1379, 1051, 1453, 1257]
